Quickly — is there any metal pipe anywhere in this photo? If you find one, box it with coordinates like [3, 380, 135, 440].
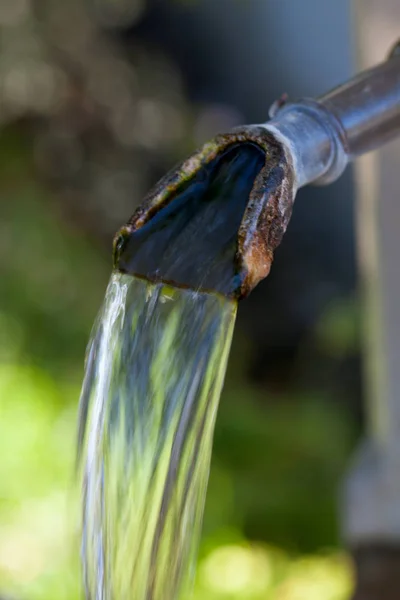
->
[265, 46, 400, 188]
[320, 51, 400, 156]
[116, 38, 400, 300]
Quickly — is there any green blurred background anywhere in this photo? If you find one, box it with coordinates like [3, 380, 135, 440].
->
[0, 0, 361, 598]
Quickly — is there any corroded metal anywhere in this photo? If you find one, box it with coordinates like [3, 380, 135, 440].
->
[114, 126, 295, 299]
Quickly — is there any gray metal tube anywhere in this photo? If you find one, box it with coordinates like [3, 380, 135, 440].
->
[265, 101, 348, 187]
[319, 52, 400, 157]
[265, 49, 400, 188]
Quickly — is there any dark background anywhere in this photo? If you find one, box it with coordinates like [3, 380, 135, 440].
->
[0, 1, 360, 598]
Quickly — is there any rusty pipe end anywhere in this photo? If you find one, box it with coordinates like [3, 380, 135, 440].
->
[113, 126, 296, 299]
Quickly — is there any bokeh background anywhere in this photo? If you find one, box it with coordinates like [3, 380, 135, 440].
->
[0, 1, 362, 598]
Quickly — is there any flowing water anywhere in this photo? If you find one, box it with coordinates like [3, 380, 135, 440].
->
[78, 272, 237, 600]
[78, 142, 266, 599]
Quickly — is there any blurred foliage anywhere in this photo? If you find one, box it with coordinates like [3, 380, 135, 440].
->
[0, 128, 357, 598]
[1, 127, 109, 378]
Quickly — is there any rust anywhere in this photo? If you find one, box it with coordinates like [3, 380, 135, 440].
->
[114, 125, 296, 299]
[237, 135, 295, 297]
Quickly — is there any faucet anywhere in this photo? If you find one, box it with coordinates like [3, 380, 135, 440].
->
[113, 39, 400, 299]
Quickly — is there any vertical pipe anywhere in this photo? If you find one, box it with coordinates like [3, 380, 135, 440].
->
[342, 1, 400, 598]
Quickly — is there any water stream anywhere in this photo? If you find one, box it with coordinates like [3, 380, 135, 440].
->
[78, 142, 268, 599]
[78, 272, 237, 600]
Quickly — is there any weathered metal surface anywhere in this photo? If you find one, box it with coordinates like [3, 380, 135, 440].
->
[114, 126, 295, 299]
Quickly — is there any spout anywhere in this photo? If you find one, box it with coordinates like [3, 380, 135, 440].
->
[114, 127, 295, 299]
[114, 40, 400, 298]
